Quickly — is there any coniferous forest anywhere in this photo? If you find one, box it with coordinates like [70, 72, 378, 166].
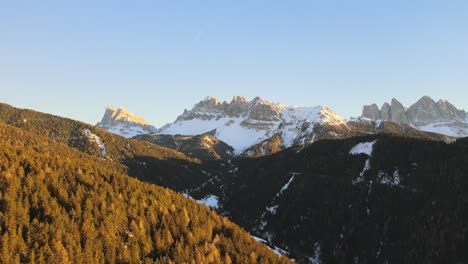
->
[0, 122, 291, 263]
[2, 101, 468, 263]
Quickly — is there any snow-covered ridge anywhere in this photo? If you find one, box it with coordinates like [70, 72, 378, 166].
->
[158, 96, 346, 153]
[418, 121, 468, 137]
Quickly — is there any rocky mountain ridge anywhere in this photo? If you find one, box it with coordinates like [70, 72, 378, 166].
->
[96, 96, 457, 158]
[361, 96, 468, 137]
[158, 96, 345, 153]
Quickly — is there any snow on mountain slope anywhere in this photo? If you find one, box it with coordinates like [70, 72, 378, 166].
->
[158, 96, 345, 153]
[418, 122, 468, 137]
[280, 106, 344, 146]
[96, 106, 157, 138]
[361, 96, 468, 138]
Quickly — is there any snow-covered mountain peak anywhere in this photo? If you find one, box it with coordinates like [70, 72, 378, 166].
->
[96, 106, 157, 138]
[159, 96, 346, 153]
[106, 106, 152, 126]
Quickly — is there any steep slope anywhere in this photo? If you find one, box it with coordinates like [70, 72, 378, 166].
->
[0, 122, 291, 263]
[241, 119, 453, 158]
[361, 96, 468, 137]
[135, 133, 235, 160]
[96, 106, 157, 138]
[0, 102, 223, 194]
[1, 102, 466, 263]
[181, 135, 468, 263]
[0, 102, 188, 162]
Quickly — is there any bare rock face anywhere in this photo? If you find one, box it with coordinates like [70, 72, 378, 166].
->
[191, 96, 225, 115]
[362, 104, 381, 120]
[247, 97, 282, 121]
[406, 97, 466, 126]
[436, 100, 466, 122]
[176, 96, 283, 122]
[241, 134, 283, 157]
[390, 98, 410, 124]
[406, 96, 443, 126]
[227, 96, 250, 117]
[380, 103, 392, 121]
[359, 96, 468, 137]
[361, 96, 466, 126]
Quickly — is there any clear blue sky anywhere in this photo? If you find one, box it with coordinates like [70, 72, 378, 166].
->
[1, 0, 467, 127]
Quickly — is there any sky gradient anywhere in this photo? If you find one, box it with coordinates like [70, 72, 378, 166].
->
[1, 1, 467, 127]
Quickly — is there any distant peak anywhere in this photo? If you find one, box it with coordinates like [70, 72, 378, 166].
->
[361, 96, 466, 127]
[98, 106, 153, 127]
[391, 98, 405, 108]
[250, 96, 272, 106]
[382, 102, 391, 108]
[106, 105, 130, 113]
[203, 96, 221, 104]
[231, 96, 249, 103]
[437, 99, 450, 105]
[419, 96, 435, 103]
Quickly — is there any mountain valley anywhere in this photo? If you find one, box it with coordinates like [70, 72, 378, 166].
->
[2, 99, 468, 263]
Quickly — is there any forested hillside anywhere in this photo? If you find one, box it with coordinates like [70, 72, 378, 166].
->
[0, 122, 291, 263]
[206, 135, 468, 263]
[0, 102, 197, 163]
[2, 102, 467, 263]
[0, 102, 216, 195]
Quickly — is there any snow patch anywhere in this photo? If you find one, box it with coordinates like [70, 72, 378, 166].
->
[278, 175, 295, 196]
[252, 236, 289, 256]
[83, 129, 107, 158]
[197, 195, 219, 209]
[375, 120, 384, 128]
[159, 116, 272, 154]
[350, 140, 377, 156]
[183, 193, 219, 209]
[378, 168, 401, 186]
[263, 172, 301, 220]
[353, 159, 370, 185]
[266, 205, 278, 214]
[309, 242, 322, 264]
[105, 123, 151, 138]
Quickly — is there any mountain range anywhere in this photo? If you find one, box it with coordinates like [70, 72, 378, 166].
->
[97, 96, 461, 158]
[0, 102, 291, 263]
[2, 100, 468, 263]
[361, 96, 468, 137]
